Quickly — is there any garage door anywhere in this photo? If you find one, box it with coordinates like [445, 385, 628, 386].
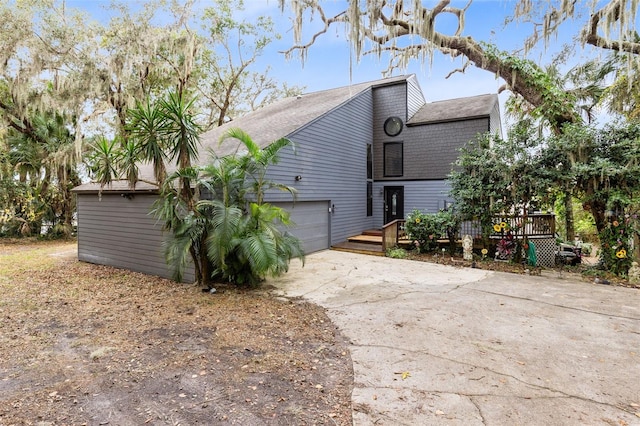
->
[273, 201, 330, 254]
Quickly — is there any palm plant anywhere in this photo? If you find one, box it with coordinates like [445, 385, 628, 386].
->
[153, 166, 209, 283]
[3, 111, 80, 237]
[219, 127, 296, 204]
[88, 136, 120, 189]
[156, 128, 303, 286]
[217, 202, 303, 285]
[92, 92, 302, 286]
[159, 91, 201, 205]
[126, 98, 169, 184]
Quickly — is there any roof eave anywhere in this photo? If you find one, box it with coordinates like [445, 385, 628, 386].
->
[407, 114, 491, 126]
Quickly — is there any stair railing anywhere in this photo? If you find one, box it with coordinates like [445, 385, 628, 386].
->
[381, 219, 406, 252]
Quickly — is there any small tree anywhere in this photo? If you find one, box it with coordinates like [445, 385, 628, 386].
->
[156, 129, 304, 286]
[449, 122, 552, 255]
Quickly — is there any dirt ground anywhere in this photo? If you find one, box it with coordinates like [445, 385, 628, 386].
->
[0, 240, 353, 425]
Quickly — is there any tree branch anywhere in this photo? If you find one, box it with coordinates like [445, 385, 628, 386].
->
[583, 0, 640, 54]
[0, 98, 48, 145]
[282, 0, 578, 129]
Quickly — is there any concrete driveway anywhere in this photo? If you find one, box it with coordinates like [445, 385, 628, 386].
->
[270, 250, 640, 425]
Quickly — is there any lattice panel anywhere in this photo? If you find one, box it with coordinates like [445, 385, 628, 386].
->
[531, 237, 557, 268]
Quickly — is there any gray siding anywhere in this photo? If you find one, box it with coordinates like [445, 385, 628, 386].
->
[76, 193, 194, 282]
[265, 89, 375, 245]
[372, 180, 452, 227]
[406, 75, 426, 119]
[372, 83, 408, 181]
[375, 117, 489, 181]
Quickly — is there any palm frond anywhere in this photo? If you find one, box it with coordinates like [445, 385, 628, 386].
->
[260, 137, 294, 166]
[89, 137, 120, 188]
[204, 200, 243, 270]
[119, 140, 140, 188]
[219, 127, 260, 157]
[238, 232, 277, 279]
[126, 98, 169, 183]
[160, 91, 202, 167]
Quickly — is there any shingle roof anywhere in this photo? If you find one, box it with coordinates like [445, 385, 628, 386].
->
[74, 75, 412, 193]
[203, 74, 411, 157]
[72, 179, 159, 193]
[408, 93, 498, 125]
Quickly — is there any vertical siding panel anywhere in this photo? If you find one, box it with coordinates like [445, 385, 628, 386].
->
[372, 83, 408, 181]
[406, 75, 426, 119]
[265, 90, 375, 245]
[77, 194, 195, 282]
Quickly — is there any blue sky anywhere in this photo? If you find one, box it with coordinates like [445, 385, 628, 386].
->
[69, 0, 608, 126]
[243, 0, 604, 126]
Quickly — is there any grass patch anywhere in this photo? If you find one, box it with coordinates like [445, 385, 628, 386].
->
[386, 247, 408, 259]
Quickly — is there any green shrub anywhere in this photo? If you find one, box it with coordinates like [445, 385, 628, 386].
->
[386, 247, 407, 259]
[405, 210, 455, 253]
[598, 218, 633, 276]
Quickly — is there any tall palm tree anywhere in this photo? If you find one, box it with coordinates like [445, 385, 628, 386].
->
[125, 98, 169, 185]
[159, 91, 201, 205]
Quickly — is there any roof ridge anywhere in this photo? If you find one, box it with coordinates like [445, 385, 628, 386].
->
[296, 74, 412, 97]
[428, 93, 497, 104]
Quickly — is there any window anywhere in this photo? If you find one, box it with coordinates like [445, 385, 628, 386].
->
[366, 144, 373, 216]
[367, 182, 373, 216]
[367, 144, 373, 180]
[383, 116, 403, 137]
[384, 142, 403, 177]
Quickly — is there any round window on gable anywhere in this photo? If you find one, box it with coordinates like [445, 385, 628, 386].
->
[383, 116, 403, 137]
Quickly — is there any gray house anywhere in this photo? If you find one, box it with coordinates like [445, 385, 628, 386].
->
[73, 74, 501, 280]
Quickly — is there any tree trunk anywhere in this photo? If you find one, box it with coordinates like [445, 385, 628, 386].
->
[585, 199, 607, 235]
[190, 245, 202, 285]
[564, 192, 575, 242]
[199, 231, 212, 288]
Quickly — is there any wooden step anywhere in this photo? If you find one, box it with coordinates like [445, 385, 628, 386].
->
[331, 241, 385, 256]
[347, 234, 382, 244]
